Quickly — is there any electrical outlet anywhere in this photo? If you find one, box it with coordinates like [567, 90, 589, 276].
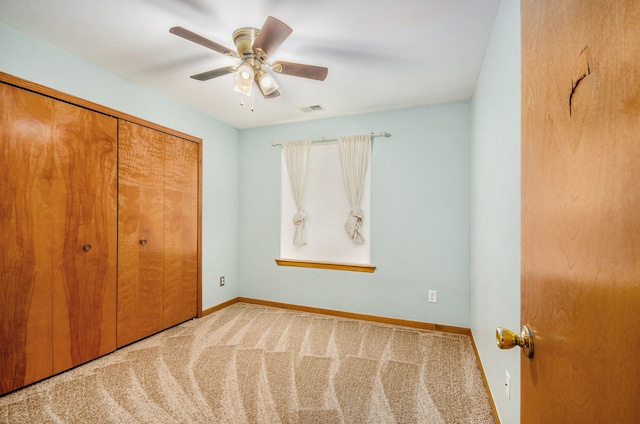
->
[219, 276, 225, 287]
[505, 370, 511, 399]
[428, 290, 437, 303]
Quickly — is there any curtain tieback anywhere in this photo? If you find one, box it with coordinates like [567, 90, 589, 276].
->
[348, 208, 363, 220]
[345, 208, 365, 243]
[292, 209, 308, 245]
[293, 209, 307, 226]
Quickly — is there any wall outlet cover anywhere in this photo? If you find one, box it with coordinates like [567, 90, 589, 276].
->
[505, 370, 511, 399]
[428, 290, 437, 303]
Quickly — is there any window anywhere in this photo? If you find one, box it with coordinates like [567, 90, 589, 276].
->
[278, 141, 374, 272]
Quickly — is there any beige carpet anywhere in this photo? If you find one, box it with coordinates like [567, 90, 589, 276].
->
[0, 303, 496, 423]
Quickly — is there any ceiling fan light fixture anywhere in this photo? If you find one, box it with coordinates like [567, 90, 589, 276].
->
[236, 62, 254, 86]
[257, 70, 278, 95]
[234, 81, 252, 97]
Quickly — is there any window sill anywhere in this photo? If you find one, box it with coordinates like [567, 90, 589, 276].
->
[275, 259, 376, 273]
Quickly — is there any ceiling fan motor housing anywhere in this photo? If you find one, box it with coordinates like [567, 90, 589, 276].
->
[232, 27, 264, 68]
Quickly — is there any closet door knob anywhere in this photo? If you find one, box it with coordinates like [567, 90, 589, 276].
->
[140, 239, 147, 246]
[83, 244, 92, 252]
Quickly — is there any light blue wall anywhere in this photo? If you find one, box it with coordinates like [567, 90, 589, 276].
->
[239, 103, 471, 326]
[0, 23, 242, 310]
[470, 1, 521, 423]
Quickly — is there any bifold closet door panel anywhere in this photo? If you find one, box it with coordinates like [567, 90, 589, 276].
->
[117, 121, 165, 347]
[163, 134, 198, 328]
[51, 101, 117, 373]
[0, 84, 55, 394]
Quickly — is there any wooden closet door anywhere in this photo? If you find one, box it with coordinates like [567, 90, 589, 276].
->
[163, 134, 198, 328]
[117, 121, 165, 347]
[0, 84, 54, 395]
[51, 101, 117, 373]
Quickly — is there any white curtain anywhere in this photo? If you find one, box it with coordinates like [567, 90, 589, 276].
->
[282, 140, 312, 245]
[338, 134, 371, 243]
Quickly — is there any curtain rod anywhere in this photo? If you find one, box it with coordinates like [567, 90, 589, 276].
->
[271, 131, 391, 147]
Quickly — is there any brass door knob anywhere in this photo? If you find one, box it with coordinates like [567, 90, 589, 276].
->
[496, 325, 534, 358]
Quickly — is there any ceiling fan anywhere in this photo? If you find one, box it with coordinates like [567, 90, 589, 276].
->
[170, 16, 328, 99]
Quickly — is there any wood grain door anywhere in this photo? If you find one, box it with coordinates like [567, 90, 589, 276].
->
[51, 101, 117, 373]
[521, 1, 640, 422]
[0, 84, 117, 393]
[117, 121, 165, 347]
[163, 134, 198, 328]
[0, 84, 55, 394]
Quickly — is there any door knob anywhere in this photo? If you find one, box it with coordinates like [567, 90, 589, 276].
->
[140, 239, 147, 246]
[496, 325, 534, 358]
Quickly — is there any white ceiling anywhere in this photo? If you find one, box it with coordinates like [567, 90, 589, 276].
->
[0, 0, 501, 129]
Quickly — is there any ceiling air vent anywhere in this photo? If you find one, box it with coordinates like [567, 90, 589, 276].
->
[298, 104, 326, 113]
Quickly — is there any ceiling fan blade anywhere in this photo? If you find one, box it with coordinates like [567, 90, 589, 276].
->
[190, 66, 236, 81]
[272, 61, 328, 81]
[170, 26, 238, 58]
[252, 16, 292, 56]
